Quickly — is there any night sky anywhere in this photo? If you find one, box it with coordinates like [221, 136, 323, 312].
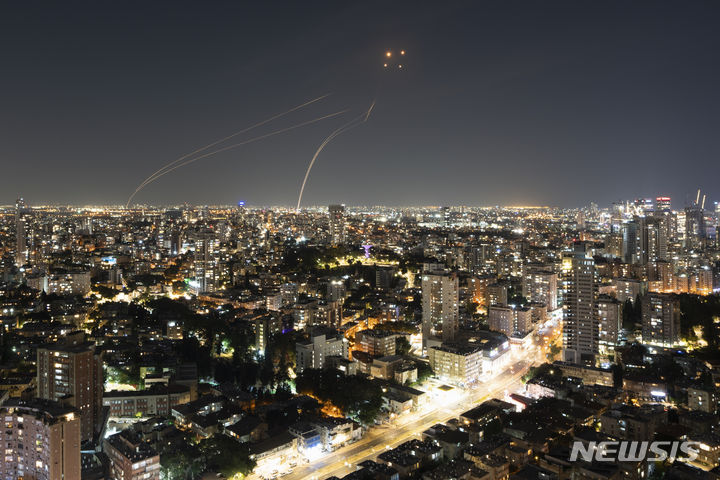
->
[2, 1, 720, 208]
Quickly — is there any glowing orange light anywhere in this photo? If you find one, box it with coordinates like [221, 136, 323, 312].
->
[386, 51, 392, 57]
[383, 63, 388, 67]
[400, 50, 405, 55]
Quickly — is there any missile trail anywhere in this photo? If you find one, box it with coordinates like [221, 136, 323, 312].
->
[296, 101, 375, 212]
[126, 109, 348, 207]
[364, 100, 375, 121]
[133, 93, 330, 194]
[127, 93, 331, 206]
[295, 118, 364, 211]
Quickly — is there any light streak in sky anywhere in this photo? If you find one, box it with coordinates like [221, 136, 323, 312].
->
[127, 94, 331, 206]
[296, 101, 375, 212]
[126, 107, 346, 207]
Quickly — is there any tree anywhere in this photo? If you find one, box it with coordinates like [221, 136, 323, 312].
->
[522, 363, 558, 384]
[199, 436, 255, 478]
[611, 364, 623, 388]
[678, 294, 720, 349]
[160, 447, 203, 480]
[546, 343, 561, 362]
[92, 285, 116, 300]
[396, 336, 412, 356]
[415, 361, 434, 383]
[295, 369, 385, 425]
[622, 298, 641, 331]
[483, 418, 503, 437]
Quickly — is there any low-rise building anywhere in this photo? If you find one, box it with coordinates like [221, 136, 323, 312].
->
[250, 432, 298, 479]
[370, 355, 416, 382]
[377, 439, 443, 478]
[688, 386, 718, 414]
[356, 329, 399, 357]
[296, 328, 349, 373]
[599, 405, 666, 441]
[622, 375, 668, 402]
[104, 384, 191, 418]
[428, 342, 483, 386]
[552, 361, 614, 387]
[103, 429, 160, 480]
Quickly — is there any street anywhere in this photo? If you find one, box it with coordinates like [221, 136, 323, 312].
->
[275, 355, 537, 480]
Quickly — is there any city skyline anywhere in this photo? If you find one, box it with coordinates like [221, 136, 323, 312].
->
[1, 194, 718, 211]
[5, 3, 720, 480]
[2, 1, 720, 206]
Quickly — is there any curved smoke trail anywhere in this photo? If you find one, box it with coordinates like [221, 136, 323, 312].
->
[126, 109, 348, 207]
[296, 101, 375, 212]
[127, 93, 331, 207]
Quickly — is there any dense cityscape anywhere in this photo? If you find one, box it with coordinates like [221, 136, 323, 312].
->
[1, 196, 720, 480]
[3, 1, 720, 479]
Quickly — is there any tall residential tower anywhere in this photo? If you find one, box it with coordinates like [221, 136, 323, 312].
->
[562, 245, 599, 365]
[328, 204, 346, 245]
[421, 266, 459, 349]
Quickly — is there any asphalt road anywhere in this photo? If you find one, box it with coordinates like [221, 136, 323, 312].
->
[277, 356, 536, 480]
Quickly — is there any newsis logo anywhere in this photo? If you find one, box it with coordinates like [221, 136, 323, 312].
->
[570, 441, 701, 463]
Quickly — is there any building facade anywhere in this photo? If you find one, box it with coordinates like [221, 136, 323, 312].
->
[641, 293, 680, 347]
[36, 337, 103, 442]
[562, 249, 599, 365]
[421, 269, 459, 349]
[0, 399, 81, 480]
[296, 329, 349, 373]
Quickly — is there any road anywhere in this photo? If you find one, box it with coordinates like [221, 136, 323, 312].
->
[276, 356, 536, 480]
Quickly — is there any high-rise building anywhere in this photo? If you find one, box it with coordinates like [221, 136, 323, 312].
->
[488, 305, 514, 337]
[685, 204, 706, 250]
[327, 278, 346, 302]
[652, 260, 675, 293]
[655, 196, 671, 211]
[485, 283, 508, 308]
[692, 267, 714, 296]
[488, 305, 532, 337]
[610, 202, 624, 233]
[562, 247, 599, 365]
[620, 215, 668, 264]
[635, 198, 654, 214]
[0, 399, 81, 480]
[36, 336, 103, 443]
[265, 291, 283, 311]
[328, 204, 346, 245]
[169, 229, 182, 256]
[644, 216, 668, 262]
[441, 206, 451, 226]
[375, 266, 396, 291]
[468, 244, 492, 275]
[421, 270, 459, 348]
[281, 282, 299, 306]
[15, 197, 29, 267]
[641, 293, 680, 347]
[193, 229, 218, 293]
[605, 232, 623, 258]
[622, 220, 640, 264]
[597, 295, 622, 355]
[522, 266, 558, 310]
[515, 307, 532, 335]
[255, 314, 281, 355]
[613, 278, 643, 304]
